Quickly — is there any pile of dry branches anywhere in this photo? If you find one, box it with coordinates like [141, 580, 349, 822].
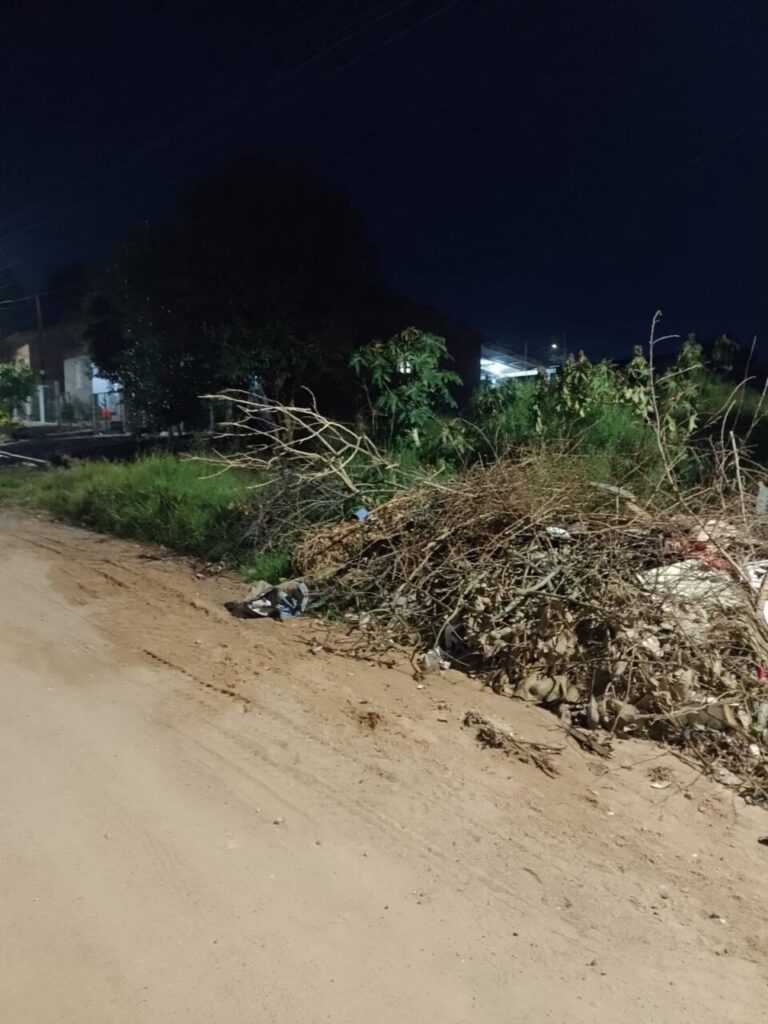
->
[296, 453, 768, 802]
[202, 388, 431, 497]
[199, 389, 438, 553]
[201, 384, 768, 799]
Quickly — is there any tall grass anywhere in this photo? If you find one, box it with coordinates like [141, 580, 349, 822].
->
[0, 455, 290, 576]
[456, 379, 665, 490]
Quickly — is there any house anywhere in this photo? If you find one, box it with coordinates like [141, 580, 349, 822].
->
[480, 343, 551, 383]
[0, 327, 93, 423]
[0, 293, 555, 430]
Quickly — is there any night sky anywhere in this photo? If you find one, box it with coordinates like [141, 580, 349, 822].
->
[2, 0, 767, 356]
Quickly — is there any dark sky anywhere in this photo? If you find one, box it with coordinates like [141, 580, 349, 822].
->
[2, 0, 767, 356]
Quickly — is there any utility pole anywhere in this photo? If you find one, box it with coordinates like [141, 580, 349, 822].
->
[33, 293, 44, 374]
[33, 294, 45, 423]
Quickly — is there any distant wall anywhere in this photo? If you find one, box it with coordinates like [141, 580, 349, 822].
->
[64, 355, 92, 407]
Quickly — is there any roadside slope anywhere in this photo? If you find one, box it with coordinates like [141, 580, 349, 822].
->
[0, 513, 765, 1023]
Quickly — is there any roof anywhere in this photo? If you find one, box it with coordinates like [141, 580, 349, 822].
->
[0, 327, 85, 381]
[480, 342, 550, 380]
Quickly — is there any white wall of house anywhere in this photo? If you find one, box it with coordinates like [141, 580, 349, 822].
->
[63, 355, 92, 404]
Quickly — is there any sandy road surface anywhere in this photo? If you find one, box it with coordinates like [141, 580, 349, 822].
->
[0, 512, 766, 1023]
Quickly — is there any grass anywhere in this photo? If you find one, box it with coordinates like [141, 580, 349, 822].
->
[0, 454, 291, 579]
[697, 377, 767, 420]
[3, 382, 758, 586]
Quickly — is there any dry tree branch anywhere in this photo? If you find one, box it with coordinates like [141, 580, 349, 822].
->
[294, 444, 768, 802]
[641, 314, 768, 625]
[646, 310, 680, 487]
[198, 388, 443, 499]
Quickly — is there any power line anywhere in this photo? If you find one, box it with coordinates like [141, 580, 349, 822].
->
[0, 0, 413, 239]
[138, 0, 462, 168]
[0, 0, 462, 255]
[559, 106, 768, 241]
[135, 0, 421, 159]
[278, 0, 353, 43]
[273, 0, 462, 106]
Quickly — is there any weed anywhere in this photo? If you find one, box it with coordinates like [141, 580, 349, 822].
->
[240, 549, 293, 582]
[0, 455, 272, 574]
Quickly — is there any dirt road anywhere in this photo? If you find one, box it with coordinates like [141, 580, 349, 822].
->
[0, 512, 766, 1023]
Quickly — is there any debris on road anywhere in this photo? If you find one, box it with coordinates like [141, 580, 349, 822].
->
[419, 647, 451, 673]
[355, 708, 383, 731]
[561, 723, 613, 758]
[298, 456, 768, 802]
[227, 579, 309, 620]
[463, 710, 562, 777]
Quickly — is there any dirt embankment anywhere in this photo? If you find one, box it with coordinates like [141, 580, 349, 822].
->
[0, 512, 766, 1023]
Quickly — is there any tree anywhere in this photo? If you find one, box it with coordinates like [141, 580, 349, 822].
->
[0, 266, 23, 302]
[0, 267, 27, 337]
[0, 361, 36, 420]
[709, 333, 739, 375]
[87, 161, 377, 427]
[86, 228, 207, 428]
[351, 328, 460, 446]
[44, 262, 89, 325]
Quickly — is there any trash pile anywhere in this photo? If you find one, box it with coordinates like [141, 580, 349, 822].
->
[296, 456, 768, 802]
[227, 579, 309, 620]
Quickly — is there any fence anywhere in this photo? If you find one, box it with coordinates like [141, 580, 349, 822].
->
[19, 384, 127, 432]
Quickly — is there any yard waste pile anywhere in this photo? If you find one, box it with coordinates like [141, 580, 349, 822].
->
[296, 455, 768, 803]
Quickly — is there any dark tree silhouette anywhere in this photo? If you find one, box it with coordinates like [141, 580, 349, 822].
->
[87, 161, 378, 427]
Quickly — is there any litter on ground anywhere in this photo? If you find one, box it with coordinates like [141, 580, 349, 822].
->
[296, 456, 768, 803]
[228, 579, 309, 620]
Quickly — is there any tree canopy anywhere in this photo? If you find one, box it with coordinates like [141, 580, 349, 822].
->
[0, 266, 23, 301]
[87, 162, 378, 427]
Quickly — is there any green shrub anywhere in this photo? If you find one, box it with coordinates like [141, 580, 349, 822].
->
[0, 455, 264, 567]
[351, 328, 460, 446]
[240, 549, 293, 582]
[465, 379, 538, 457]
[573, 403, 663, 491]
[0, 361, 36, 420]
